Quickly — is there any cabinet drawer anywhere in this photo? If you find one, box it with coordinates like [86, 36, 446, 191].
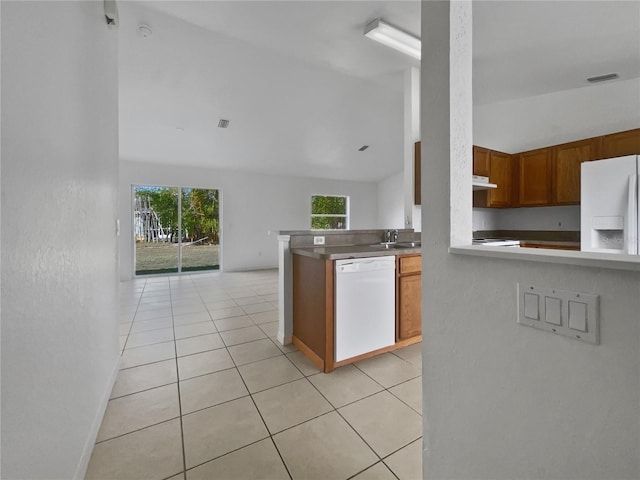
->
[398, 255, 421, 274]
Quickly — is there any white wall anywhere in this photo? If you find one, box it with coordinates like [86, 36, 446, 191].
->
[496, 205, 580, 231]
[119, 160, 378, 279]
[1, 2, 120, 479]
[422, 2, 639, 479]
[377, 171, 404, 228]
[472, 208, 499, 231]
[377, 170, 422, 232]
[474, 206, 581, 232]
[475, 77, 640, 154]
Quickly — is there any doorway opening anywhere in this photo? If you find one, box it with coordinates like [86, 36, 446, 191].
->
[133, 185, 220, 275]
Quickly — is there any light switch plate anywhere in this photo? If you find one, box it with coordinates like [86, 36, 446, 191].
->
[517, 284, 599, 344]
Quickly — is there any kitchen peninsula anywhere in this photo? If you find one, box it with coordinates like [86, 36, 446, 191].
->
[277, 230, 422, 373]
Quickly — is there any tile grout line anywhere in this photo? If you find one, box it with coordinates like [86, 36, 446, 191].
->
[119, 278, 147, 352]
[94, 416, 183, 445]
[203, 301, 295, 480]
[299, 360, 422, 476]
[234, 356, 294, 480]
[301, 374, 385, 468]
[170, 276, 189, 478]
[178, 276, 272, 477]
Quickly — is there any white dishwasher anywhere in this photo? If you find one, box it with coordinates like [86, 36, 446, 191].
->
[334, 256, 396, 362]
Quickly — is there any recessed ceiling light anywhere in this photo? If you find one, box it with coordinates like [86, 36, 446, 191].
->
[218, 119, 230, 128]
[358, 145, 369, 152]
[586, 73, 619, 83]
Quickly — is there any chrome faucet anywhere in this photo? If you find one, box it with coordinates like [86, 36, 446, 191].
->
[384, 229, 399, 243]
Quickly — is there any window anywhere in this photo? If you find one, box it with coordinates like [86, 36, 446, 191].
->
[311, 195, 349, 230]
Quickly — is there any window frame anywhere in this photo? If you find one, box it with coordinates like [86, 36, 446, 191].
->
[310, 194, 350, 230]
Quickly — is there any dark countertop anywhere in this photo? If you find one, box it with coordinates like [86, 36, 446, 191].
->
[474, 230, 580, 242]
[474, 230, 580, 251]
[292, 244, 421, 260]
[519, 240, 580, 250]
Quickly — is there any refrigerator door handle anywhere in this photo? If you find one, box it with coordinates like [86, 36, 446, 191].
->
[628, 173, 638, 255]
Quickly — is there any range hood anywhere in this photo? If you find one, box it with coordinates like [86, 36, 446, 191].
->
[472, 175, 497, 191]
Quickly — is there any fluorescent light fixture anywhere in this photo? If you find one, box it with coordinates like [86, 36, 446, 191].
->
[364, 18, 421, 60]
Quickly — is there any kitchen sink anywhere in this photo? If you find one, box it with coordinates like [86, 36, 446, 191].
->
[370, 242, 397, 249]
[370, 241, 421, 249]
[395, 241, 421, 248]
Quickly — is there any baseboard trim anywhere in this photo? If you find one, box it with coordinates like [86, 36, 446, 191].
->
[292, 336, 324, 371]
[277, 331, 293, 345]
[73, 355, 121, 480]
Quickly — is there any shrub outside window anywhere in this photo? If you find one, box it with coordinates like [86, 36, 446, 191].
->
[311, 195, 349, 230]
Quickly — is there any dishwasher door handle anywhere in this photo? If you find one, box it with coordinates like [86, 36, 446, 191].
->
[337, 260, 395, 274]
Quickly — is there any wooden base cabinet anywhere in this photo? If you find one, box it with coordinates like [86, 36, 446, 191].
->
[396, 255, 422, 341]
[292, 254, 335, 372]
[414, 141, 421, 205]
[292, 253, 421, 373]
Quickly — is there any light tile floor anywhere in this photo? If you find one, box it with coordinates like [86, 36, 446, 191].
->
[86, 269, 423, 480]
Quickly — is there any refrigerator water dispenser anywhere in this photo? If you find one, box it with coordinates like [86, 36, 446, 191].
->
[590, 216, 624, 251]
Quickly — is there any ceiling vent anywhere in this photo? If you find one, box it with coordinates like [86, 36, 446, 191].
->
[137, 24, 152, 38]
[587, 73, 619, 83]
[358, 145, 369, 152]
[218, 119, 230, 128]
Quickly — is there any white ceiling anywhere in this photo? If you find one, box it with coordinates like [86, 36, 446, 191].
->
[118, 1, 640, 182]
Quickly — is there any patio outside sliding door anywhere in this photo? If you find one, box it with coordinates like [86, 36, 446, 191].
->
[180, 188, 220, 272]
[133, 185, 220, 275]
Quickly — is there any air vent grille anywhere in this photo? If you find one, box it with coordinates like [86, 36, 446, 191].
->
[218, 119, 230, 128]
[587, 73, 619, 83]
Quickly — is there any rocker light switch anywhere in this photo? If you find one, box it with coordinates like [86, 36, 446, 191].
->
[568, 301, 587, 332]
[545, 297, 562, 326]
[517, 284, 599, 344]
[524, 293, 539, 320]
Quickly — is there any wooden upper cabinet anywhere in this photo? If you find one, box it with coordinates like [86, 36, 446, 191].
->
[414, 141, 421, 205]
[518, 148, 552, 206]
[473, 146, 513, 208]
[473, 146, 490, 177]
[488, 150, 513, 207]
[471, 128, 638, 210]
[602, 128, 640, 158]
[552, 137, 601, 205]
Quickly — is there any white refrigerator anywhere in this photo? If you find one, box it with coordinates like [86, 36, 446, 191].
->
[581, 155, 639, 254]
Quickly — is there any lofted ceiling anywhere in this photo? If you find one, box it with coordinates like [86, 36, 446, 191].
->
[118, 1, 640, 182]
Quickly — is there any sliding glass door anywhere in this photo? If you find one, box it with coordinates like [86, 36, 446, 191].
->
[180, 188, 220, 272]
[134, 185, 220, 275]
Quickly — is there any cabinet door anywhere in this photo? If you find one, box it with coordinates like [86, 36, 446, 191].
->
[473, 146, 490, 177]
[473, 147, 512, 208]
[414, 141, 421, 205]
[518, 148, 552, 206]
[488, 151, 513, 207]
[602, 129, 640, 158]
[397, 274, 421, 340]
[552, 138, 601, 205]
